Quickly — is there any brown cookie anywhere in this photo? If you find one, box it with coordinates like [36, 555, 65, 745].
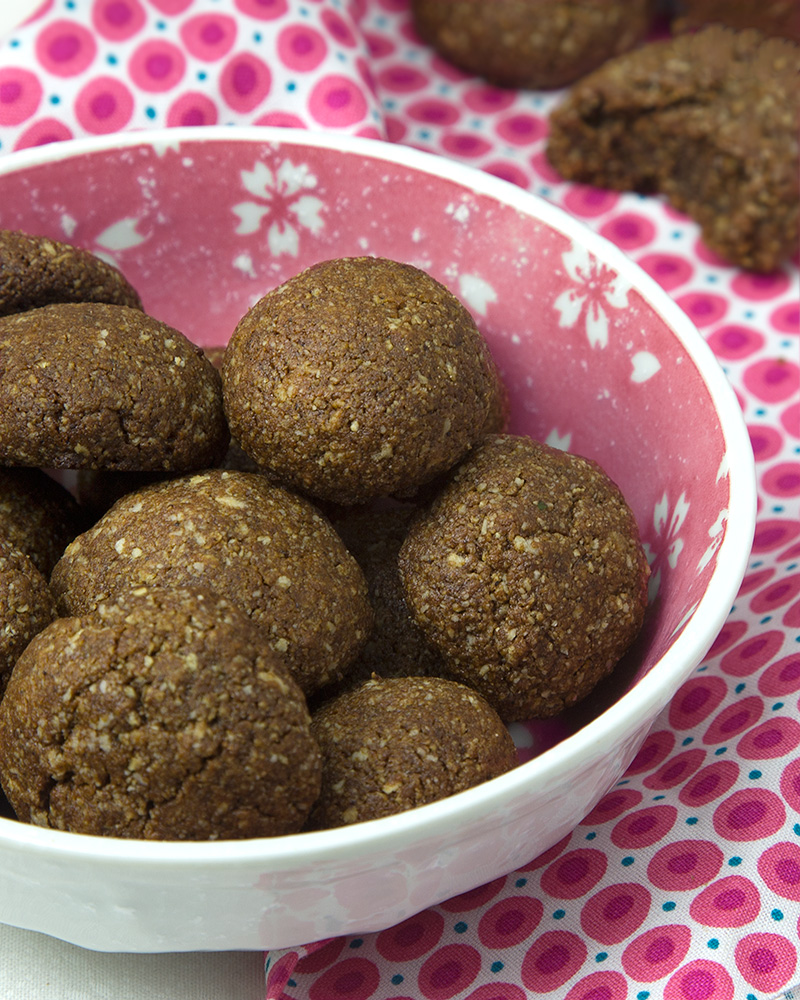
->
[222, 257, 503, 505]
[307, 675, 518, 829]
[546, 26, 800, 272]
[672, 0, 800, 44]
[398, 435, 649, 722]
[50, 469, 372, 695]
[0, 468, 85, 577]
[0, 229, 142, 316]
[411, 0, 654, 89]
[0, 586, 321, 840]
[0, 536, 56, 697]
[0, 302, 229, 471]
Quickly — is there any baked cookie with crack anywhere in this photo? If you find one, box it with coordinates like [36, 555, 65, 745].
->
[398, 435, 649, 722]
[0, 302, 229, 471]
[0, 586, 321, 840]
[0, 536, 56, 698]
[307, 675, 517, 829]
[50, 469, 372, 696]
[0, 229, 142, 316]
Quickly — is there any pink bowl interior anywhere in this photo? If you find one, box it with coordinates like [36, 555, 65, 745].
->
[0, 131, 733, 759]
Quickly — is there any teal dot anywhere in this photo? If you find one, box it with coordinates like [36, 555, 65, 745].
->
[621, 856, 635, 866]
[454, 922, 468, 934]
[794, 824, 800, 836]
[254, 31, 262, 42]
[350, 938, 363, 948]
[749, 770, 762, 780]
[682, 737, 694, 746]
[708, 938, 719, 949]
[653, 795, 665, 801]
[515, 878, 527, 887]
[671, 230, 684, 238]
[686, 817, 699, 825]
[728, 856, 743, 866]
[637, 993, 651, 1000]
[553, 910, 566, 920]
[49, 95, 60, 104]
[596, 952, 608, 962]
[697, 664, 708, 672]
[747, 994, 759, 1000]
[773, 702, 785, 711]
[491, 961, 504, 973]
[617, 779, 630, 786]
[760, 616, 773, 624]
[714, 747, 727, 756]
[286, 81, 297, 91]
[735, 683, 746, 693]
[287, 980, 297, 989]
[145, 107, 156, 119]
[419, 129, 431, 140]
[586, 831, 597, 840]
[663, 901, 676, 911]
[391, 974, 404, 985]
[107, 54, 118, 64]
[772, 909, 784, 921]
[156, 19, 166, 29]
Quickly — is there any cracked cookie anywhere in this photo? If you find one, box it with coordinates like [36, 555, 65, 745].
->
[398, 435, 649, 722]
[546, 25, 800, 271]
[0, 586, 321, 840]
[0, 468, 85, 577]
[0, 536, 56, 698]
[222, 256, 504, 505]
[0, 302, 229, 471]
[0, 229, 142, 316]
[50, 469, 372, 696]
[307, 675, 517, 829]
[411, 0, 654, 90]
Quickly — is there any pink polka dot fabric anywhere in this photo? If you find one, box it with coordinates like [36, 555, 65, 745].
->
[1, 2, 798, 998]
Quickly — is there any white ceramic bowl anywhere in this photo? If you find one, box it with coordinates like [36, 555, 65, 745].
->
[0, 127, 755, 952]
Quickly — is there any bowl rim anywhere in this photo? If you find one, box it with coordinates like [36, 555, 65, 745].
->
[0, 125, 757, 866]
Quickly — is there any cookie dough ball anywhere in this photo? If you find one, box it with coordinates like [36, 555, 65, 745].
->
[222, 257, 502, 505]
[307, 675, 517, 829]
[0, 229, 142, 317]
[0, 537, 56, 697]
[546, 26, 800, 272]
[411, 0, 654, 90]
[326, 502, 445, 694]
[50, 470, 372, 695]
[398, 435, 649, 722]
[0, 468, 85, 576]
[0, 302, 229, 471]
[0, 586, 321, 839]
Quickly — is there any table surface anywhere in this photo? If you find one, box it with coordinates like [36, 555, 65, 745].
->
[0, 3, 798, 999]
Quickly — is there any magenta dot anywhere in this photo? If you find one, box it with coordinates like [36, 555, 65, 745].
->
[540, 849, 607, 900]
[707, 324, 765, 361]
[564, 970, 629, 1000]
[612, 805, 677, 850]
[780, 758, 800, 812]
[308, 957, 380, 1000]
[714, 788, 786, 842]
[762, 464, 800, 499]
[75, 77, 134, 134]
[478, 896, 543, 949]
[647, 840, 724, 891]
[495, 113, 546, 146]
[752, 519, 800, 553]
[675, 292, 728, 328]
[735, 933, 797, 994]
[758, 842, 800, 901]
[464, 986, 526, 1000]
[622, 925, 692, 983]
[129, 40, 185, 92]
[665, 960, 734, 1000]
[92, 0, 145, 40]
[626, 730, 676, 775]
[233, 0, 288, 19]
[637, 253, 693, 291]
[406, 99, 460, 126]
[771, 301, 800, 334]
[418, 944, 481, 1000]
[580, 788, 643, 825]
[738, 716, 800, 761]
[668, 677, 728, 730]
[759, 654, 800, 696]
[483, 161, 530, 188]
[309, 75, 366, 127]
[703, 696, 764, 745]
[720, 630, 785, 678]
[278, 25, 327, 71]
[0, 69, 42, 126]
[562, 185, 620, 219]
[690, 875, 761, 928]
[732, 270, 791, 301]
[599, 212, 655, 251]
[166, 92, 218, 127]
[644, 748, 707, 790]
[752, 574, 800, 614]
[377, 64, 427, 93]
[521, 931, 587, 992]
[36, 20, 97, 76]
[708, 620, 748, 658]
[748, 424, 783, 463]
[581, 883, 651, 946]
[744, 358, 800, 404]
[294, 938, 346, 975]
[442, 133, 492, 158]
[782, 401, 800, 439]
[463, 84, 515, 114]
[179, 14, 237, 61]
[219, 53, 271, 113]
[376, 909, 443, 962]
[13, 117, 72, 149]
[321, 8, 357, 46]
[679, 760, 740, 808]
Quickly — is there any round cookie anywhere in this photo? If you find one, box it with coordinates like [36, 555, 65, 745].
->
[0, 302, 229, 471]
[325, 502, 445, 696]
[411, 0, 654, 90]
[0, 468, 85, 577]
[307, 675, 518, 829]
[398, 435, 649, 722]
[0, 586, 321, 840]
[0, 536, 56, 697]
[50, 469, 372, 695]
[222, 256, 503, 505]
[0, 229, 142, 316]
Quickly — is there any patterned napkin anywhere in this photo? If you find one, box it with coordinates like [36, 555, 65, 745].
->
[0, 2, 798, 999]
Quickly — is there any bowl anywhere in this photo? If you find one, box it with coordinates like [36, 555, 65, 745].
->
[0, 126, 755, 953]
